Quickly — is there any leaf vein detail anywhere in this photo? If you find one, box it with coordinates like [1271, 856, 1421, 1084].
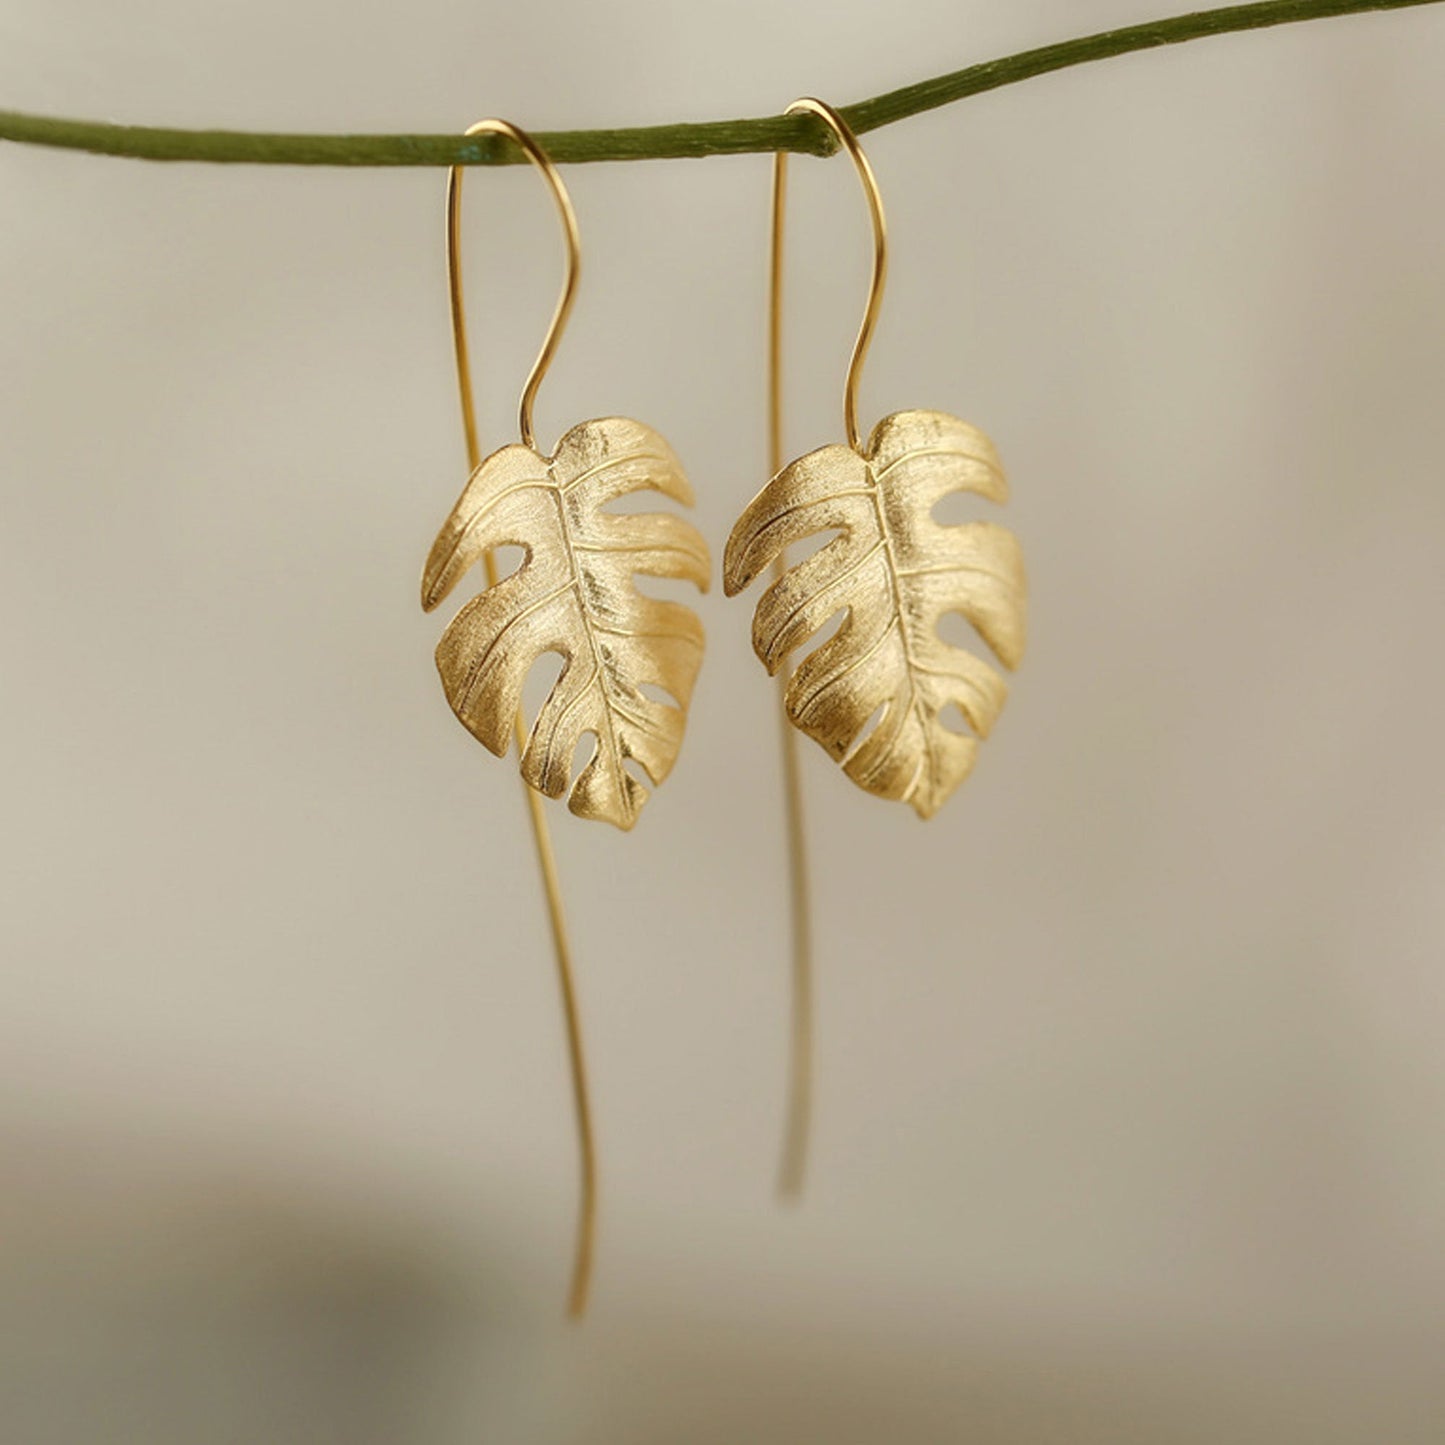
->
[770, 539, 887, 654]
[456, 579, 574, 713]
[871, 445, 1003, 484]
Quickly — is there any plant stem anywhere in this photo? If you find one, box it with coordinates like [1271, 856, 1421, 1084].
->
[0, 0, 1438, 168]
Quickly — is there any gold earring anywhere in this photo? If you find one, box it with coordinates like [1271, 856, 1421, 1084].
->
[421, 119, 709, 1320]
[424, 119, 710, 831]
[726, 99, 1028, 1197]
[725, 99, 1026, 815]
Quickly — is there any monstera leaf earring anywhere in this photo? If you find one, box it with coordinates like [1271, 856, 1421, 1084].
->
[423, 118, 709, 1316]
[426, 121, 710, 830]
[724, 98, 1027, 1194]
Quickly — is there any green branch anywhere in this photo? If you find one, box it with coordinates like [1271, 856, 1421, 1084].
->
[0, 0, 1439, 167]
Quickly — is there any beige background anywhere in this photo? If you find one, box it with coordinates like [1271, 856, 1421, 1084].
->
[3, 1, 1445, 1440]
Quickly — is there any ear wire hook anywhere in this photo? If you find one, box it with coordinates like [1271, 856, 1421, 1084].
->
[444, 120, 595, 1320]
[447, 118, 582, 457]
[777, 98, 889, 454]
[766, 98, 889, 1198]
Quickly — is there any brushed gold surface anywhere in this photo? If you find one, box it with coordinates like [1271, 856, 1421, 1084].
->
[724, 408, 1026, 818]
[423, 416, 710, 831]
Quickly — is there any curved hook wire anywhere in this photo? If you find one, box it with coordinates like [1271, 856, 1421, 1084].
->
[446, 119, 581, 457]
[766, 97, 889, 1200]
[775, 97, 889, 453]
[443, 120, 595, 1321]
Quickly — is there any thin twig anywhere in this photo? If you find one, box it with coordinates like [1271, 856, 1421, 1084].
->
[0, 0, 1438, 168]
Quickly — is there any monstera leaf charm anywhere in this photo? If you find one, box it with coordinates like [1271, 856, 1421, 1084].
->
[423, 417, 710, 831]
[724, 409, 1026, 819]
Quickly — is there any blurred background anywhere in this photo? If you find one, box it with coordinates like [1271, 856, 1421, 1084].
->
[3, 1, 1445, 1440]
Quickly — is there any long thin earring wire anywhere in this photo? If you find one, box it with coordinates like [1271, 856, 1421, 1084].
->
[768, 98, 890, 1198]
[446, 119, 596, 1319]
[768, 145, 814, 1199]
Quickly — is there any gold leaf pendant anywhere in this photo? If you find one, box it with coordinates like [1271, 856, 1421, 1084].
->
[724, 408, 1025, 817]
[424, 416, 710, 831]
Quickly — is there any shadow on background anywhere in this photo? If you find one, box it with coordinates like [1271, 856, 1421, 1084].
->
[6, 1108, 1444, 1445]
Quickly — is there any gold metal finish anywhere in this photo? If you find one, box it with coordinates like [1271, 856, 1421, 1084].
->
[447, 120, 578, 451]
[727, 99, 1027, 819]
[423, 417, 710, 828]
[727, 407, 1026, 817]
[440, 119, 594, 1320]
[429, 118, 704, 1317]
[783, 98, 888, 453]
[767, 141, 814, 1199]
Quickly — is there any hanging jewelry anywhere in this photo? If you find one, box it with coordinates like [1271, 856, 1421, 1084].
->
[423, 118, 710, 1316]
[726, 97, 1027, 1192]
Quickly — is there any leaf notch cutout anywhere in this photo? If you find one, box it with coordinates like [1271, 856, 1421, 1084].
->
[723, 408, 1026, 819]
[423, 416, 710, 831]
